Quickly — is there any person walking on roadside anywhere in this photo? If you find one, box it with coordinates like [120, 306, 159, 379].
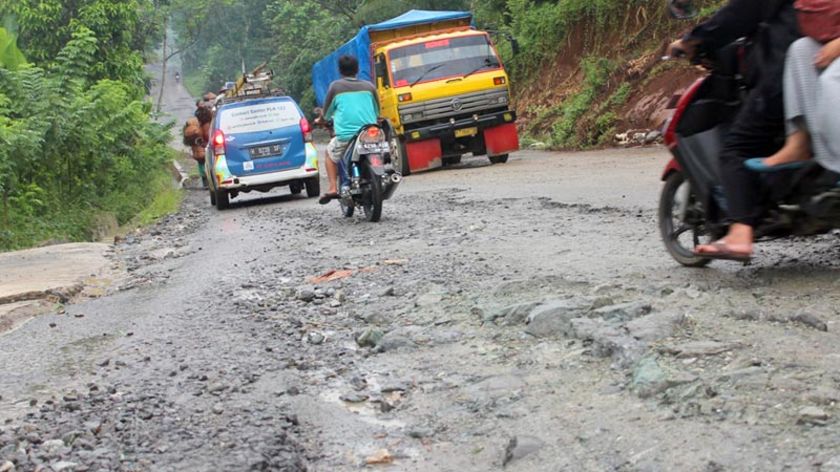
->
[317, 55, 380, 204]
[183, 96, 215, 188]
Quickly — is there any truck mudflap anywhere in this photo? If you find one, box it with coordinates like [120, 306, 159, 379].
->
[484, 123, 519, 157]
[404, 110, 517, 173]
[406, 139, 443, 173]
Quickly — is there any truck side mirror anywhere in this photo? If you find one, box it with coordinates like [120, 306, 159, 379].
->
[374, 59, 389, 88]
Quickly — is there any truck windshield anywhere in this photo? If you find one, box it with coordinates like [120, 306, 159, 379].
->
[219, 100, 301, 135]
[389, 34, 501, 87]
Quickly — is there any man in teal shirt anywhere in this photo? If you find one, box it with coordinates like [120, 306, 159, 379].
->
[319, 55, 380, 204]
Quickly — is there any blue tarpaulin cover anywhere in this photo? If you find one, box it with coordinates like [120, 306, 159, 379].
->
[312, 10, 473, 106]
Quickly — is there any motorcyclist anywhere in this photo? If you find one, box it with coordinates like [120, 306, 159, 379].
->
[667, 0, 801, 261]
[175, 71, 181, 83]
[317, 55, 380, 205]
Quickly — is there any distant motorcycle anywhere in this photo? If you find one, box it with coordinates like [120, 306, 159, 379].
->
[175, 72, 181, 84]
[336, 123, 402, 222]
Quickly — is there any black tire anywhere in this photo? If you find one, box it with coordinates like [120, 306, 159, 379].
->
[289, 182, 303, 195]
[391, 136, 410, 176]
[305, 177, 320, 198]
[658, 172, 711, 267]
[362, 161, 383, 222]
[215, 189, 230, 210]
[443, 155, 462, 166]
[340, 198, 354, 218]
[489, 154, 509, 164]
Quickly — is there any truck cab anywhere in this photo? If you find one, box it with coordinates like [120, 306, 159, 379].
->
[313, 10, 519, 175]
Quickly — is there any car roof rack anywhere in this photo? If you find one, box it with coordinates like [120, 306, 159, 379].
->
[218, 68, 286, 105]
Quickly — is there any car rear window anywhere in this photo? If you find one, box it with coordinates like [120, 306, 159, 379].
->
[219, 100, 301, 134]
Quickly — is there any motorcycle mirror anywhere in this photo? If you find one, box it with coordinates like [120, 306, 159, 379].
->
[667, 0, 698, 19]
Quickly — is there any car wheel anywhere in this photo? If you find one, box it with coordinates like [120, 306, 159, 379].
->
[305, 177, 320, 198]
[209, 189, 216, 206]
[289, 182, 303, 195]
[215, 189, 230, 210]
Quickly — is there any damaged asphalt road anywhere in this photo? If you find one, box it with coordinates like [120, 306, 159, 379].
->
[3, 147, 840, 471]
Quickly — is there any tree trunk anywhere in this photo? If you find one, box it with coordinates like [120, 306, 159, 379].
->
[156, 16, 169, 114]
[1, 187, 8, 230]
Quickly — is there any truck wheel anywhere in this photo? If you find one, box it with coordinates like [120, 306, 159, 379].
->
[489, 154, 509, 164]
[305, 177, 320, 198]
[215, 189, 230, 210]
[443, 155, 462, 166]
[391, 136, 410, 176]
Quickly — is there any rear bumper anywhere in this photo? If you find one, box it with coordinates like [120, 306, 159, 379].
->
[403, 109, 517, 143]
[219, 166, 318, 190]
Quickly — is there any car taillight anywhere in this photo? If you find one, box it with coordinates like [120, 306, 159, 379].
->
[212, 130, 226, 155]
[300, 117, 312, 142]
[494, 76, 507, 85]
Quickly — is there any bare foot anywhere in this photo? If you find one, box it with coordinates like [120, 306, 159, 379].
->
[762, 130, 811, 167]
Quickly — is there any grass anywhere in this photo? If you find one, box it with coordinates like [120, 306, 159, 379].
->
[183, 71, 205, 100]
[0, 164, 183, 252]
[132, 173, 183, 227]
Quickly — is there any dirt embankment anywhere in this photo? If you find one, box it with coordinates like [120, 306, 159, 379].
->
[513, 7, 704, 148]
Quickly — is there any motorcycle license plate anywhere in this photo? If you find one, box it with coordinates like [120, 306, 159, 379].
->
[360, 142, 390, 153]
[455, 127, 478, 138]
[250, 144, 285, 158]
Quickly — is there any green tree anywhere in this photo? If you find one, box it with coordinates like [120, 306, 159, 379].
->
[1, 0, 147, 89]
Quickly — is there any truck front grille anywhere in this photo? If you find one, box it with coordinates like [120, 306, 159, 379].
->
[398, 88, 509, 125]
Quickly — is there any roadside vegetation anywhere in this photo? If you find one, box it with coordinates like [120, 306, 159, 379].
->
[0, 1, 174, 251]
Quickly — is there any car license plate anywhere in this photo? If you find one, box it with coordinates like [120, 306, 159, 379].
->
[455, 127, 478, 138]
[250, 144, 284, 158]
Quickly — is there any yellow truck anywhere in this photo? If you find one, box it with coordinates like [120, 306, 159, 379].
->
[313, 10, 519, 175]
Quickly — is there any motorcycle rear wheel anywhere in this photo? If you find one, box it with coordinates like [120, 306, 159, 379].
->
[362, 162, 383, 222]
[340, 198, 354, 218]
[658, 172, 711, 267]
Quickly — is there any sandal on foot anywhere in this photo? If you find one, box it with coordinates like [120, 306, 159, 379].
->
[745, 158, 807, 173]
[694, 241, 752, 262]
[318, 193, 338, 205]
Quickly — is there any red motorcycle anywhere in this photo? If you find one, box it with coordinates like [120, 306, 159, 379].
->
[658, 0, 840, 266]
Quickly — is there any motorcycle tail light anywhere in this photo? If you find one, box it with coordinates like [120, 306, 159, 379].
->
[360, 126, 385, 144]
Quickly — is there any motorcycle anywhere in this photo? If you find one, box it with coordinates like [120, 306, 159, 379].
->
[336, 123, 402, 222]
[658, 0, 840, 266]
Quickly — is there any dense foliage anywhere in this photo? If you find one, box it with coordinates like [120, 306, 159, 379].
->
[0, 1, 173, 250]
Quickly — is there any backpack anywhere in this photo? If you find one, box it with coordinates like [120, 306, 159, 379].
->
[795, 0, 840, 42]
[183, 117, 202, 146]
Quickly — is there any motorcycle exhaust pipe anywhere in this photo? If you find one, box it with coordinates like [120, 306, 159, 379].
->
[382, 172, 402, 200]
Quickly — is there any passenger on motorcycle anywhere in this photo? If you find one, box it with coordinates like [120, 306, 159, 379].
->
[667, 0, 801, 261]
[317, 55, 380, 205]
[747, 35, 840, 170]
